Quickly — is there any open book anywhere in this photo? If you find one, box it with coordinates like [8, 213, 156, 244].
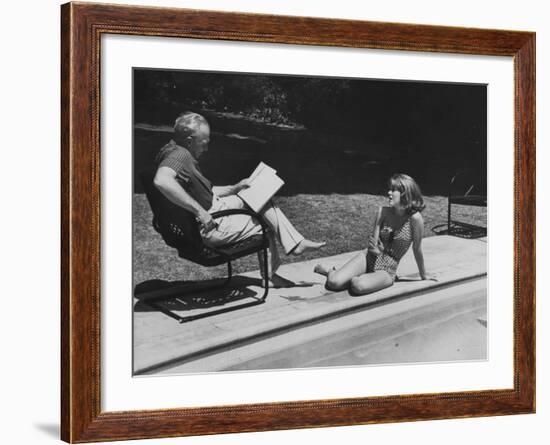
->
[237, 162, 285, 213]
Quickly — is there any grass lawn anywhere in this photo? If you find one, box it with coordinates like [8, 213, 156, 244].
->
[133, 193, 486, 287]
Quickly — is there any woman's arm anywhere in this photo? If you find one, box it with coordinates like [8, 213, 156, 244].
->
[411, 212, 428, 279]
[368, 207, 384, 254]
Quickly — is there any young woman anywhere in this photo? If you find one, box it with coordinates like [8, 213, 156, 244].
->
[314, 173, 435, 295]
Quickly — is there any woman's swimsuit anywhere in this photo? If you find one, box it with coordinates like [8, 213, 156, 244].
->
[366, 217, 413, 281]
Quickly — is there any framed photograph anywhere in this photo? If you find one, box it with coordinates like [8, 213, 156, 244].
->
[61, 2, 535, 442]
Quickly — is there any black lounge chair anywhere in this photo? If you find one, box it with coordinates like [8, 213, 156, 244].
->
[137, 170, 270, 323]
[433, 168, 487, 239]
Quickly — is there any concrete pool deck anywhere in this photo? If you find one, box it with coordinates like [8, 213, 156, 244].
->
[133, 235, 487, 374]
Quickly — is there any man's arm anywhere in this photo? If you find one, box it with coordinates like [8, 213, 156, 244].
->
[153, 166, 217, 233]
[212, 179, 250, 197]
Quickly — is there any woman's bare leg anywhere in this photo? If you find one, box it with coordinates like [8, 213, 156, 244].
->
[323, 251, 367, 291]
[349, 270, 393, 296]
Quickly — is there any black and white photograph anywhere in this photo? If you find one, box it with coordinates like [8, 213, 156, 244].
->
[132, 68, 488, 376]
[5, 0, 547, 443]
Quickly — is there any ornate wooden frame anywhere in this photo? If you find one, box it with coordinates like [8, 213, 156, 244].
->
[61, 2, 535, 442]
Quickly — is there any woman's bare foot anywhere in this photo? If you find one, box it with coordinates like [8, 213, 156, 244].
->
[313, 264, 336, 276]
[291, 239, 326, 256]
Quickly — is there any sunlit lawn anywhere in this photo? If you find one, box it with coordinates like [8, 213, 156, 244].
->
[133, 193, 486, 286]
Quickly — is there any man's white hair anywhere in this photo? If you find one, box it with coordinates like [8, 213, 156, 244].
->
[174, 112, 208, 144]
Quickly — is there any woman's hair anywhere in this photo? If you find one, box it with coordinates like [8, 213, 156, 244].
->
[389, 173, 426, 215]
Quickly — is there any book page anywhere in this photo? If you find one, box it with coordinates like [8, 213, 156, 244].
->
[248, 162, 276, 183]
[238, 162, 284, 212]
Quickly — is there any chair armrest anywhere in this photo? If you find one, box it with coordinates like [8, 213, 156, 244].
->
[210, 209, 269, 232]
[449, 168, 472, 192]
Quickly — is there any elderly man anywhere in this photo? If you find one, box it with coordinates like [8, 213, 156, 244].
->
[154, 112, 325, 281]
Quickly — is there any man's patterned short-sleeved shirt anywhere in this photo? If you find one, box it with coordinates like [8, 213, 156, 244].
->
[155, 140, 214, 211]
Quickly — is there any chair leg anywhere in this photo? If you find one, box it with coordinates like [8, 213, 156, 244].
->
[144, 300, 188, 323]
[260, 247, 269, 301]
[226, 261, 232, 284]
[448, 200, 452, 234]
[175, 257, 266, 321]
